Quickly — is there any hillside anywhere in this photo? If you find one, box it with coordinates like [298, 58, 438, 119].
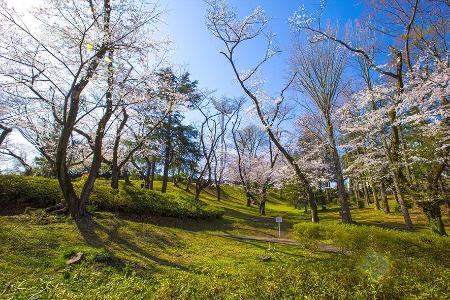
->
[0, 179, 449, 299]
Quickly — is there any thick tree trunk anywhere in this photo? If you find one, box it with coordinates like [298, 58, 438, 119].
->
[326, 121, 352, 223]
[370, 181, 380, 210]
[380, 181, 390, 214]
[111, 166, 120, 189]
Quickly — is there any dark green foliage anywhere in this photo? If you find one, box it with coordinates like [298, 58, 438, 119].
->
[0, 175, 62, 208]
[0, 176, 223, 219]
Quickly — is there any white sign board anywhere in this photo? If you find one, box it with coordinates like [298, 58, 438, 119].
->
[275, 216, 282, 223]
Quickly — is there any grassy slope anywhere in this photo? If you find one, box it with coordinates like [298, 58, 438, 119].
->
[0, 181, 449, 299]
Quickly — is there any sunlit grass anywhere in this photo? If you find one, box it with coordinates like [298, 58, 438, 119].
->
[0, 179, 449, 299]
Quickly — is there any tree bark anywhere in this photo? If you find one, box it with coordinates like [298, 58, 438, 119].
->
[0, 125, 12, 147]
[380, 181, 390, 214]
[370, 181, 380, 210]
[325, 121, 352, 223]
[110, 108, 129, 189]
[161, 115, 172, 193]
[79, 48, 114, 211]
[391, 169, 414, 230]
[362, 181, 370, 207]
[419, 200, 447, 236]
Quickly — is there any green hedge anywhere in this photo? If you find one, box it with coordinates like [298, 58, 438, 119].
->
[0, 175, 223, 219]
[0, 175, 62, 207]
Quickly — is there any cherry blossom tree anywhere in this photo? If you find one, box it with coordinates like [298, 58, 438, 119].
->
[206, 0, 320, 222]
[0, 0, 164, 218]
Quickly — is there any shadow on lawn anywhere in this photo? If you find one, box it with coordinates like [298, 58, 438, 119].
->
[75, 216, 192, 272]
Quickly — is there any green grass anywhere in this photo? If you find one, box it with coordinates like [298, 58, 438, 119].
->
[0, 178, 449, 299]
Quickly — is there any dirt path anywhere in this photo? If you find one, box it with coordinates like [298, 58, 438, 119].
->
[219, 233, 301, 245]
[218, 233, 343, 253]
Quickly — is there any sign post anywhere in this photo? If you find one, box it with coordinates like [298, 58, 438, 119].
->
[275, 216, 282, 238]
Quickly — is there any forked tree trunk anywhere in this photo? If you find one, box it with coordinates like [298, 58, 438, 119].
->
[79, 49, 114, 210]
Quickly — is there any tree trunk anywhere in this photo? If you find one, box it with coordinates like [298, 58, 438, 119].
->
[185, 175, 192, 192]
[110, 108, 129, 189]
[354, 180, 363, 208]
[246, 191, 252, 207]
[0, 125, 12, 147]
[259, 188, 267, 215]
[392, 170, 414, 230]
[305, 185, 318, 222]
[370, 181, 380, 210]
[161, 115, 172, 193]
[438, 179, 449, 218]
[149, 161, 155, 190]
[362, 181, 370, 207]
[419, 200, 447, 236]
[123, 169, 131, 186]
[216, 184, 221, 201]
[326, 121, 352, 223]
[380, 181, 390, 214]
[111, 166, 120, 189]
[194, 182, 201, 202]
[393, 188, 400, 204]
[79, 48, 114, 211]
[259, 201, 266, 215]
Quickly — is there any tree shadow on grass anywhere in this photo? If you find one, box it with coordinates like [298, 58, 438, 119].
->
[75, 216, 192, 272]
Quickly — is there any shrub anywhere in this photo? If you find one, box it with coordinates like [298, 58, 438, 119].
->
[0, 175, 223, 219]
[0, 175, 62, 208]
[293, 222, 450, 262]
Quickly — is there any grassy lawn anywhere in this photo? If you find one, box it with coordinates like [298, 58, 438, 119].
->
[0, 180, 449, 299]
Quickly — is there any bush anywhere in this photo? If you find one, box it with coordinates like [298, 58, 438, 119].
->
[0, 175, 62, 208]
[0, 175, 223, 219]
[293, 222, 450, 262]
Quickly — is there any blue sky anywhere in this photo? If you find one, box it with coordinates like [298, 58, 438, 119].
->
[161, 0, 364, 104]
